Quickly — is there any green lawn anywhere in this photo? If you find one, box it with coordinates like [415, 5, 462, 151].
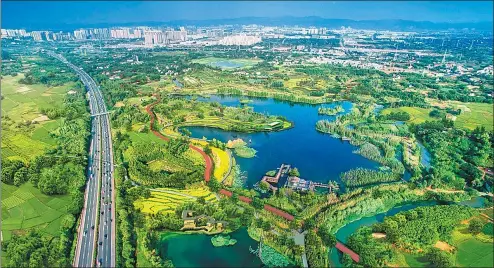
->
[455, 237, 493, 267]
[402, 253, 430, 267]
[452, 226, 494, 267]
[381, 106, 436, 124]
[1, 182, 71, 241]
[1, 75, 74, 121]
[1, 75, 74, 161]
[381, 103, 493, 131]
[454, 102, 493, 131]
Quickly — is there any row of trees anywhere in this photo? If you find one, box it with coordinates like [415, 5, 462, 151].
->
[341, 168, 401, 188]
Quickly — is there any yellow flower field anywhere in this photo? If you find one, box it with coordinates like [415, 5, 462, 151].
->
[134, 186, 217, 215]
[211, 147, 231, 181]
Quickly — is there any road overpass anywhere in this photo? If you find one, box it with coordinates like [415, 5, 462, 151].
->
[47, 51, 116, 267]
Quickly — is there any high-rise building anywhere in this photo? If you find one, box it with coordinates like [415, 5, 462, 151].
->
[308, 27, 318, 35]
[89, 28, 110, 39]
[74, 29, 88, 40]
[111, 28, 138, 39]
[2, 29, 28, 38]
[144, 29, 186, 46]
[132, 29, 142, 39]
[218, 34, 261, 46]
[144, 30, 162, 46]
[44, 31, 52, 41]
[31, 31, 43, 41]
[163, 30, 187, 44]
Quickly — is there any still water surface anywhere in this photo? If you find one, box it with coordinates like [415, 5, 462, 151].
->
[158, 228, 262, 267]
[185, 95, 379, 188]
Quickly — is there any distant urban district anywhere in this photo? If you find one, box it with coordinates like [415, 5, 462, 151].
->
[1, 21, 493, 268]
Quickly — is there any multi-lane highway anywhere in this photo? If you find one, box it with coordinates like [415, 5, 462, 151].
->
[47, 51, 115, 267]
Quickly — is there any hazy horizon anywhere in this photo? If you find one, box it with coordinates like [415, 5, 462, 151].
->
[2, 1, 493, 30]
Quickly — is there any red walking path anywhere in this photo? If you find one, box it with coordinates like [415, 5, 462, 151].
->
[145, 95, 213, 182]
[218, 189, 295, 221]
[145, 95, 359, 263]
[336, 242, 360, 263]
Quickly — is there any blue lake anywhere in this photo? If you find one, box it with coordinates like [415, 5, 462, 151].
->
[185, 95, 380, 188]
[210, 61, 246, 69]
[158, 228, 262, 267]
[417, 141, 432, 169]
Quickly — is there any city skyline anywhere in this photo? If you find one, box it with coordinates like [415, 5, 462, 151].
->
[2, 1, 493, 30]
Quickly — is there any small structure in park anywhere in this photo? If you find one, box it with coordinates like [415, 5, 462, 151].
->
[259, 164, 291, 191]
[264, 121, 283, 131]
[259, 164, 334, 193]
[286, 176, 311, 191]
[181, 210, 227, 233]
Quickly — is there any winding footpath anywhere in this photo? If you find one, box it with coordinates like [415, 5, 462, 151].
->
[144, 94, 360, 264]
[144, 94, 294, 221]
[145, 94, 213, 182]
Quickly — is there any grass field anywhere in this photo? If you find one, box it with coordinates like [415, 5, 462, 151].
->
[1, 182, 71, 241]
[1, 75, 74, 121]
[381, 106, 436, 124]
[454, 102, 493, 131]
[402, 253, 429, 267]
[1, 75, 74, 161]
[284, 77, 307, 89]
[134, 186, 217, 215]
[452, 222, 493, 267]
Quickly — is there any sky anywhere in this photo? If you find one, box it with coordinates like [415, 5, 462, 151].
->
[2, 1, 493, 29]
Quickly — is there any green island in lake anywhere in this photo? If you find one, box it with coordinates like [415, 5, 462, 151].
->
[318, 105, 344, 115]
[211, 234, 238, 247]
[1, 13, 493, 268]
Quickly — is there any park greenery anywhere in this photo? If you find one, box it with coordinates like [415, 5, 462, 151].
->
[345, 205, 485, 267]
[2, 35, 492, 268]
[341, 168, 401, 188]
[318, 105, 344, 116]
[152, 96, 291, 133]
[410, 121, 492, 190]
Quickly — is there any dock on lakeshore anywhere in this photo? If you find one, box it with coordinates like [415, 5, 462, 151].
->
[260, 164, 291, 190]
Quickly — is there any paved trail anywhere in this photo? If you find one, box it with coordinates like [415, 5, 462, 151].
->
[145, 94, 213, 182]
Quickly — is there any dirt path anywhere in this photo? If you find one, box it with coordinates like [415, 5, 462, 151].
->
[425, 186, 464, 194]
[145, 94, 213, 182]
